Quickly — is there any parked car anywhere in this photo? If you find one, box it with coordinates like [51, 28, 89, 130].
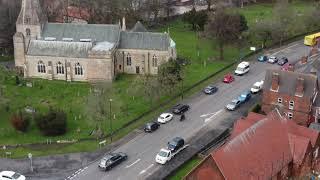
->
[203, 85, 218, 95]
[251, 80, 264, 94]
[226, 99, 241, 111]
[268, 56, 278, 64]
[98, 152, 127, 171]
[234, 61, 250, 76]
[167, 137, 185, 152]
[281, 63, 294, 71]
[0, 171, 25, 180]
[238, 91, 251, 103]
[257, 55, 268, 62]
[172, 104, 190, 115]
[278, 57, 288, 66]
[223, 74, 234, 83]
[157, 113, 174, 124]
[144, 122, 160, 132]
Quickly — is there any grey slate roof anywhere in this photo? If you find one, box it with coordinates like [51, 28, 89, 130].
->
[263, 69, 318, 98]
[119, 31, 170, 51]
[41, 23, 121, 43]
[309, 123, 320, 132]
[27, 40, 92, 58]
[131, 21, 148, 32]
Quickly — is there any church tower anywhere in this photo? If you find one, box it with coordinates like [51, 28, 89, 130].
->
[13, 0, 47, 67]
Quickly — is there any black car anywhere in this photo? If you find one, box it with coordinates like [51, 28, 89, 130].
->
[144, 122, 160, 133]
[98, 152, 127, 171]
[172, 104, 190, 114]
[203, 86, 218, 95]
[278, 57, 288, 66]
[167, 137, 185, 152]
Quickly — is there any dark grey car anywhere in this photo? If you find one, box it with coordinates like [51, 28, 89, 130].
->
[98, 152, 127, 171]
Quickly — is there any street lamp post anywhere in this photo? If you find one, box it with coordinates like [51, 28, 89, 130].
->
[28, 153, 33, 172]
[109, 99, 113, 142]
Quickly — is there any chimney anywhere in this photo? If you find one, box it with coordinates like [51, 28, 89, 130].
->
[122, 17, 126, 31]
[271, 72, 279, 91]
[295, 77, 304, 97]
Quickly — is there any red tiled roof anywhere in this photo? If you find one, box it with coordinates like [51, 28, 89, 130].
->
[211, 110, 319, 180]
[288, 133, 312, 165]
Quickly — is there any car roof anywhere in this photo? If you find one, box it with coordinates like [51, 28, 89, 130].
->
[103, 153, 118, 160]
[238, 61, 249, 67]
[232, 99, 239, 102]
[0, 171, 15, 176]
[146, 122, 157, 126]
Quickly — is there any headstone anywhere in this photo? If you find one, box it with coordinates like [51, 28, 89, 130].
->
[25, 106, 36, 113]
[26, 82, 33, 87]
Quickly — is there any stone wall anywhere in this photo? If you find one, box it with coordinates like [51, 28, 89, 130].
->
[115, 48, 172, 75]
[25, 55, 113, 82]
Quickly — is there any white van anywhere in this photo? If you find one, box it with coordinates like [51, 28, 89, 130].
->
[235, 61, 250, 75]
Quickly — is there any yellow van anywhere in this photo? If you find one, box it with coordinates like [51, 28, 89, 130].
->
[304, 32, 320, 46]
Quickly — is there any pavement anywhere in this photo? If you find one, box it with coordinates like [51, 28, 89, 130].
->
[0, 40, 310, 180]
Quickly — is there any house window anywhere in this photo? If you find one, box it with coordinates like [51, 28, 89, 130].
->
[277, 98, 282, 104]
[75, 63, 83, 75]
[56, 62, 64, 74]
[126, 53, 132, 66]
[289, 100, 294, 110]
[288, 112, 293, 119]
[37, 61, 46, 73]
[152, 55, 158, 67]
[26, 28, 31, 36]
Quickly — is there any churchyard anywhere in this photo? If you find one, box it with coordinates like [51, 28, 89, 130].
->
[0, 1, 316, 158]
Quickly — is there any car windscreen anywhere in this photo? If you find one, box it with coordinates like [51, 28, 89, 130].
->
[159, 151, 169, 157]
[12, 173, 21, 179]
[236, 67, 244, 71]
[168, 142, 177, 149]
[253, 85, 260, 89]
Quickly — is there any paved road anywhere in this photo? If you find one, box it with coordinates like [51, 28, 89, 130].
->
[58, 41, 309, 180]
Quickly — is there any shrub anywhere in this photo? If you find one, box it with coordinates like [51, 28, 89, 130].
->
[251, 104, 262, 113]
[35, 109, 67, 136]
[10, 111, 30, 132]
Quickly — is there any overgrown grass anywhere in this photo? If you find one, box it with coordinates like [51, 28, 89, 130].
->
[0, 1, 316, 157]
[0, 56, 13, 62]
[168, 157, 201, 180]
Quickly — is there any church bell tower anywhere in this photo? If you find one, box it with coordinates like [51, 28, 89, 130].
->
[13, 0, 47, 67]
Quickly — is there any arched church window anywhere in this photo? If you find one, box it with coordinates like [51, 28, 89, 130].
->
[75, 63, 83, 75]
[25, 17, 31, 24]
[56, 62, 64, 74]
[152, 55, 158, 67]
[37, 61, 46, 73]
[126, 53, 132, 66]
[26, 28, 31, 36]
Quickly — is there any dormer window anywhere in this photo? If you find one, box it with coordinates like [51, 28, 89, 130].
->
[289, 100, 294, 110]
[26, 28, 31, 36]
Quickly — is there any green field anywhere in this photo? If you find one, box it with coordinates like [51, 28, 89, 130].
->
[0, 1, 316, 158]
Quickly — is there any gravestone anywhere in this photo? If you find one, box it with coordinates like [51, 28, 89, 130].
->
[26, 82, 33, 87]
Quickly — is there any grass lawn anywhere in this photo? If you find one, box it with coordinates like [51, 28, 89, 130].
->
[168, 157, 201, 180]
[0, 0, 316, 158]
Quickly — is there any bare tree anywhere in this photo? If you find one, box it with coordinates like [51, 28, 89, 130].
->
[205, 10, 244, 60]
[251, 19, 273, 48]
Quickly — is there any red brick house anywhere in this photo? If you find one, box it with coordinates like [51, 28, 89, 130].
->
[55, 6, 90, 24]
[262, 69, 319, 127]
[185, 111, 320, 180]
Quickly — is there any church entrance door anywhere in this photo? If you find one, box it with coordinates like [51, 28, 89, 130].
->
[136, 66, 140, 74]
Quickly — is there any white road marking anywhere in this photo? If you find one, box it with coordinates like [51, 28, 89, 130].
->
[125, 158, 141, 168]
[139, 164, 154, 175]
[204, 109, 223, 123]
[200, 112, 216, 118]
[271, 43, 299, 56]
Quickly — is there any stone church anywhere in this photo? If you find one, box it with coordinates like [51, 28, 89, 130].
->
[14, 0, 177, 82]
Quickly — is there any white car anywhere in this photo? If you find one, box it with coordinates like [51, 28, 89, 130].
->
[251, 80, 264, 94]
[157, 113, 174, 124]
[155, 148, 171, 164]
[234, 61, 250, 75]
[0, 171, 25, 180]
[268, 56, 278, 64]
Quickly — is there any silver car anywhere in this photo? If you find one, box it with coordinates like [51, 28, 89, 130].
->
[226, 99, 241, 111]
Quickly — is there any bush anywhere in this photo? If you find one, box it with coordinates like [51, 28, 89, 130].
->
[251, 104, 262, 113]
[35, 109, 67, 136]
[10, 111, 30, 132]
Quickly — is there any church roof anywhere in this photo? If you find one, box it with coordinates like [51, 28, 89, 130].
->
[131, 21, 148, 32]
[119, 31, 170, 51]
[41, 23, 121, 43]
[27, 40, 93, 58]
